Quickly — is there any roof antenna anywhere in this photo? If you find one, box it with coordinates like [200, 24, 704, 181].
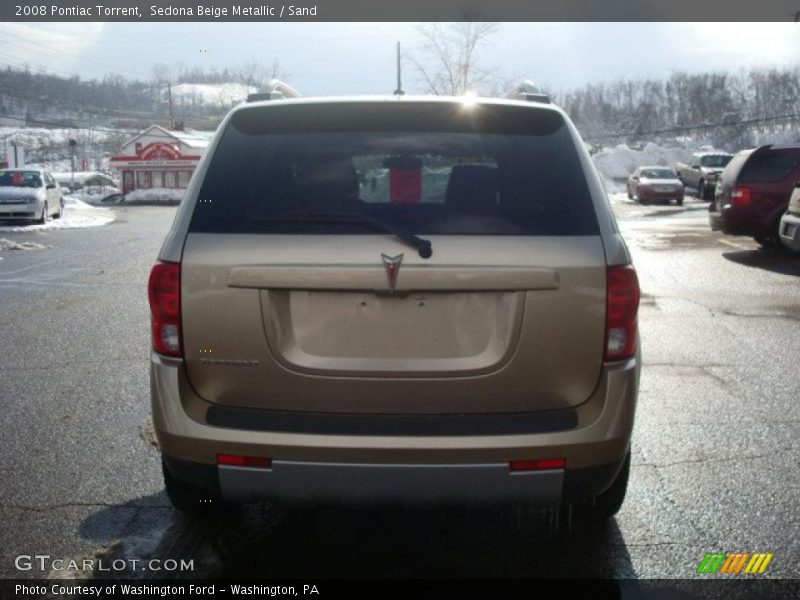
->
[394, 41, 405, 96]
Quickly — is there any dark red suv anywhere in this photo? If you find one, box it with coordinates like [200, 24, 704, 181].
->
[710, 145, 800, 248]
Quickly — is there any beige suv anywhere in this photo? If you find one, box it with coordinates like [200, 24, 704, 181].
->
[149, 92, 640, 530]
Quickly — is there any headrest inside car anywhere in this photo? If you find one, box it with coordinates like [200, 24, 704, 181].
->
[445, 165, 498, 214]
[297, 158, 359, 202]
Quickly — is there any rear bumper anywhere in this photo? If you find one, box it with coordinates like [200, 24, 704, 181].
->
[0, 202, 38, 219]
[779, 212, 800, 251]
[163, 453, 627, 506]
[152, 350, 639, 505]
[638, 190, 682, 201]
[709, 206, 765, 237]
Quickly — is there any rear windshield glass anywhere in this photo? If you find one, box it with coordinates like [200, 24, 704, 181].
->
[190, 102, 598, 236]
[0, 170, 42, 188]
[739, 151, 800, 183]
[700, 155, 732, 168]
[640, 169, 676, 179]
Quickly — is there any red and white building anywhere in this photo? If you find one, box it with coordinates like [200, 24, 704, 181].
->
[109, 125, 209, 194]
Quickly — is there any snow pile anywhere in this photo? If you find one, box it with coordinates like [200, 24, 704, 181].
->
[0, 196, 114, 231]
[51, 171, 116, 186]
[0, 238, 49, 250]
[67, 186, 123, 205]
[170, 83, 256, 107]
[591, 142, 695, 194]
[124, 188, 184, 204]
[63, 196, 95, 209]
[593, 143, 693, 181]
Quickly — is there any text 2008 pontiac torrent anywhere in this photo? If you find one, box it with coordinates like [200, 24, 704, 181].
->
[149, 91, 641, 531]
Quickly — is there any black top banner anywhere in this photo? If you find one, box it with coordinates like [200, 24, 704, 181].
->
[3, 0, 800, 22]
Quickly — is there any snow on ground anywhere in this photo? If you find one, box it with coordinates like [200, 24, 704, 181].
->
[124, 187, 184, 203]
[601, 176, 627, 195]
[0, 195, 114, 232]
[0, 238, 49, 250]
[608, 192, 629, 205]
[170, 83, 256, 106]
[0, 126, 124, 149]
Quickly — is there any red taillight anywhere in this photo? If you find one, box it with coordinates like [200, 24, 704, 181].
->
[148, 261, 182, 357]
[510, 458, 566, 472]
[730, 186, 752, 206]
[217, 454, 272, 468]
[605, 265, 640, 361]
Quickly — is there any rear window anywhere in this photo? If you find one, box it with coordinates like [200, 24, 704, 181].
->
[739, 151, 800, 183]
[641, 168, 676, 179]
[190, 102, 599, 236]
[0, 170, 43, 188]
[700, 155, 732, 168]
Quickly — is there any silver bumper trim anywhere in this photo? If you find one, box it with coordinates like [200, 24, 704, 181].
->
[219, 460, 563, 505]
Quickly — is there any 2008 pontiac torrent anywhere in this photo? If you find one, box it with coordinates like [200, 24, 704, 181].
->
[149, 91, 641, 531]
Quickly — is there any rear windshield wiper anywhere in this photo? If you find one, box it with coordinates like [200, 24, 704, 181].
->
[253, 211, 433, 259]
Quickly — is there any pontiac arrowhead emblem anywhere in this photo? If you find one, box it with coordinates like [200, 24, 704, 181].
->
[381, 253, 403, 295]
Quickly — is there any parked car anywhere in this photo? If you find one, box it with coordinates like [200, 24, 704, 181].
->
[676, 152, 733, 200]
[710, 145, 800, 249]
[0, 168, 63, 223]
[149, 89, 641, 532]
[627, 166, 685, 205]
[778, 184, 800, 253]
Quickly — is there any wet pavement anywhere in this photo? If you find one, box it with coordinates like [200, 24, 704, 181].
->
[0, 197, 798, 580]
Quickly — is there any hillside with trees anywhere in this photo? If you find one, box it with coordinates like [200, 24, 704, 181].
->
[555, 67, 800, 150]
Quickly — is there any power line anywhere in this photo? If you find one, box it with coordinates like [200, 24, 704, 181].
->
[0, 53, 92, 81]
[0, 114, 135, 135]
[0, 32, 148, 80]
[0, 91, 161, 120]
[585, 112, 800, 143]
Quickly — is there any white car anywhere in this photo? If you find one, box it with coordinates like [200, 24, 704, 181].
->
[0, 168, 64, 223]
[779, 184, 800, 253]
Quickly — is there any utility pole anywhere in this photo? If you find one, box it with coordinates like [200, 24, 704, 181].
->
[394, 41, 404, 96]
[1, 133, 11, 168]
[167, 82, 175, 129]
[69, 139, 77, 191]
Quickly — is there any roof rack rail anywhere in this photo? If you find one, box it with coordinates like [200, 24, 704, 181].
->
[506, 80, 550, 104]
[246, 79, 302, 102]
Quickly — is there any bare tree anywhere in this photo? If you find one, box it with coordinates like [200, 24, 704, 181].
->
[151, 63, 174, 84]
[486, 71, 529, 98]
[238, 59, 291, 90]
[268, 59, 290, 82]
[409, 20, 500, 95]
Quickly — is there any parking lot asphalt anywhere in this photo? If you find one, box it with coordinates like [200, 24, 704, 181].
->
[0, 197, 797, 580]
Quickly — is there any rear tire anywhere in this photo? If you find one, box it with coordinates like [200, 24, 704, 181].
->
[756, 218, 782, 249]
[53, 199, 63, 219]
[513, 451, 630, 537]
[573, 450, 631, 524]
[676, 197, 684, 206]
[162, 458, 233, 514]
[698, 181, 706, 200]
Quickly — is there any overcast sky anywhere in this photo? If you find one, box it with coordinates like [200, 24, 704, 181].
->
[0, 22, 799, 94]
